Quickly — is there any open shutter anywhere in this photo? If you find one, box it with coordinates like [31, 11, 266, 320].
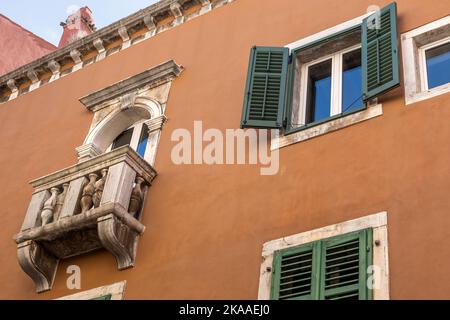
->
[319, 229, 373, 300]
[241, 46, 289, 129]
[271, 242, 319, 300]
[362, 2, 400, 101]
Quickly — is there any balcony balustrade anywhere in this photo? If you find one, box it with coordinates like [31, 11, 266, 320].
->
[13, 146, 157, 293]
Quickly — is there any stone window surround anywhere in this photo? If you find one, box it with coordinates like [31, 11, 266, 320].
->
[76, 60, 183, 165]
[56, 281, 126, 300]
[271, 11, 383, 150]
[258, 211, 389, 300]
[401, 15, 450, 105]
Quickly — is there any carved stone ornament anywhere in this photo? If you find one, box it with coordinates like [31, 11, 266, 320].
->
[14, 147, 156, 293]
[14, 60, 182, 293]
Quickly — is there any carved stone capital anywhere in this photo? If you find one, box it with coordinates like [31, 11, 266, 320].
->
[76, 143, 102, 162]
[145, 115, 167, 133]
[17, 240, 58, 293]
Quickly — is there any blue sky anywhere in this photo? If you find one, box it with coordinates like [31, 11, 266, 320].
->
[0, 1, 159, 45]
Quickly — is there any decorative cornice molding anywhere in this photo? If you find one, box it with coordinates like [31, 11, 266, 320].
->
[0, 0, 236, 103]
[79, 60, 183, 111]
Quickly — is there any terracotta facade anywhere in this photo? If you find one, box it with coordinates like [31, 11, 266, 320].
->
[0, 0, 449, 299]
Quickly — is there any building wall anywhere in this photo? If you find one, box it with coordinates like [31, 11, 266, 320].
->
[0, 0, 449, 299]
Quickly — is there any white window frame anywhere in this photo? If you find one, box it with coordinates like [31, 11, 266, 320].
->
[298, 44, 362, 127]
[418, 36, 450, 92]
[272, 11, 384, 150]
[258, 212, 389, 300]
[56, 281, 126, 300]
[401, 16, 450, 105]
[106, 120, 151, 162]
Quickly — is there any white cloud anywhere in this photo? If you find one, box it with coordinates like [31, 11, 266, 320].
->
[66, 4, 80, 15]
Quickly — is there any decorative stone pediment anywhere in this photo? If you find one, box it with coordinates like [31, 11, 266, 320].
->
[77, 60, 182, 164]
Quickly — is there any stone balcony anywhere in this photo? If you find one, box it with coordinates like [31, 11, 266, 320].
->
[13, 146, 157, 293]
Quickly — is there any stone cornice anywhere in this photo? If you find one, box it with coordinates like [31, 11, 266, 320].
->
[79, 60, 183, 111]
[0, 0, 235, 102]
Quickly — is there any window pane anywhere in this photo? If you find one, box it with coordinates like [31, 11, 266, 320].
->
[426, 42, 450, 89]
[112, 128, 134, 150]
[136, 124, 149, 158]
[342, 49, 363, 112]
[306, 59, 332, 124]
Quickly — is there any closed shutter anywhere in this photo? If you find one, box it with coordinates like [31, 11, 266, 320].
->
[319, 229, 373, 300]
[92, 294, 112, 300]
[270, 242, 319, 300]
[362, 2, 400, 101]
[241, 46, 289, 129]
[271, 229, 373, 300]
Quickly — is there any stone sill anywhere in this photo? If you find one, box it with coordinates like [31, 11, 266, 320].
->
[272, 104, 383, 151]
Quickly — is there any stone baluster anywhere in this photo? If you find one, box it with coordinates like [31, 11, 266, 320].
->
[53, 183, 69, 221]
[80, 173, 98, 213]
[40, 188, 59, 226]
[128, 176, 145, 218]
[93, 169, 108, 208]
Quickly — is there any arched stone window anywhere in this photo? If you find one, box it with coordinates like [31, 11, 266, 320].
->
[76, 61, 182, 165]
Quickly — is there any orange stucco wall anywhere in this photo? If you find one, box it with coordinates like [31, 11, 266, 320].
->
[0, 0, 450, 299]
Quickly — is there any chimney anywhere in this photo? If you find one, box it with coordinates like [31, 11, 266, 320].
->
[58, 6, 95, 48]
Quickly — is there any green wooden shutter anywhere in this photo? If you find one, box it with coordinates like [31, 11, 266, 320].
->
[271, 229, 373, 300]
[92, 294, 112, 300]
[241, 46, 289, 129]
[362, 2, 400, 101]
[319, 229, 373, 300]
[271, 242, 320, 300]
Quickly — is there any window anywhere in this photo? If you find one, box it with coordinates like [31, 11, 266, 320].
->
[109, 121, 149, 158]
[56, 281, 126, 300]
[271, 229, 372, 300]
[402, 16, 450, 105]
[240, 3, 399, 139]
[420, 38, 450, 90]
[258, 212, 389, 300]
[298, 46, 363, 128]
